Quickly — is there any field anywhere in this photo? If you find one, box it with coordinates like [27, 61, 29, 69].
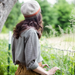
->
[0, 33, 75, 75]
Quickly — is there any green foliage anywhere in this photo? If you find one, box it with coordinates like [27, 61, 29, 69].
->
[17, 14, 24, 23]
[0, 39, 8, 75]
[3, 0, 74, 36]
[2, 25, 9, 33]
[0, 63, 4, 75]
[36, 0, 53, 32]
[52, 0, 73, 34]
[35, 0, 74, 35]
[37, 0, 73, 36]
[70, 8, 75, 33]
[0, 39, 17, 75]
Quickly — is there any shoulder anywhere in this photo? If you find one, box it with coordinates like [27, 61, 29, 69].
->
[22, 28, 37, 34]
[21, 28, 38, 38]
[27, 28, 38, 37]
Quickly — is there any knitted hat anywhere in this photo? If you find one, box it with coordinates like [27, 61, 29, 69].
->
[21, 1, 41, 18]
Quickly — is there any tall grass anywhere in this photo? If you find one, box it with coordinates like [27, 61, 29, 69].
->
[0, 39, 18, 75]
[40, 36, 75, 75]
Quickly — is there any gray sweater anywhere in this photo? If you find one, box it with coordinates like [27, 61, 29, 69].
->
[11, 28, 43, 70]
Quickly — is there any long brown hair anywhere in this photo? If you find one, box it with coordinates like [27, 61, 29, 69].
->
[13, 13, 43, 39]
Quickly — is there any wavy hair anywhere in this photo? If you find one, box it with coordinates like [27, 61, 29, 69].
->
[13, 13, 43, 39]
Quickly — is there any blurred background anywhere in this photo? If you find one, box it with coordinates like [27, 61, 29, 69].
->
[1, 0, 75, 35]
[0, 0, 75, 75]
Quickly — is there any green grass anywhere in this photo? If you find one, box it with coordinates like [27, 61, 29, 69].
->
[0, 39, 18, 75]
[40, 36, 75, 75]
[0, 39, 8, 75]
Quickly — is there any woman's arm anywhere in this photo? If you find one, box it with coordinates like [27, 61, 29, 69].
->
[33, 66, 60, 75]
[33, 66, 48, 75]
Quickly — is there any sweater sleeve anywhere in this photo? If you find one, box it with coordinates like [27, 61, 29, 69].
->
[24, 30, 39, 70]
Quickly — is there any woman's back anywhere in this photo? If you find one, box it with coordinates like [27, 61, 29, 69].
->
[12, 28, 43, 70]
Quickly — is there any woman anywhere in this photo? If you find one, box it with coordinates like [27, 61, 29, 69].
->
[11, 1, 59, 75]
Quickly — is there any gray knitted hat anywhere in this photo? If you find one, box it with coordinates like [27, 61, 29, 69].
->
[21, 1, 41, 18]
